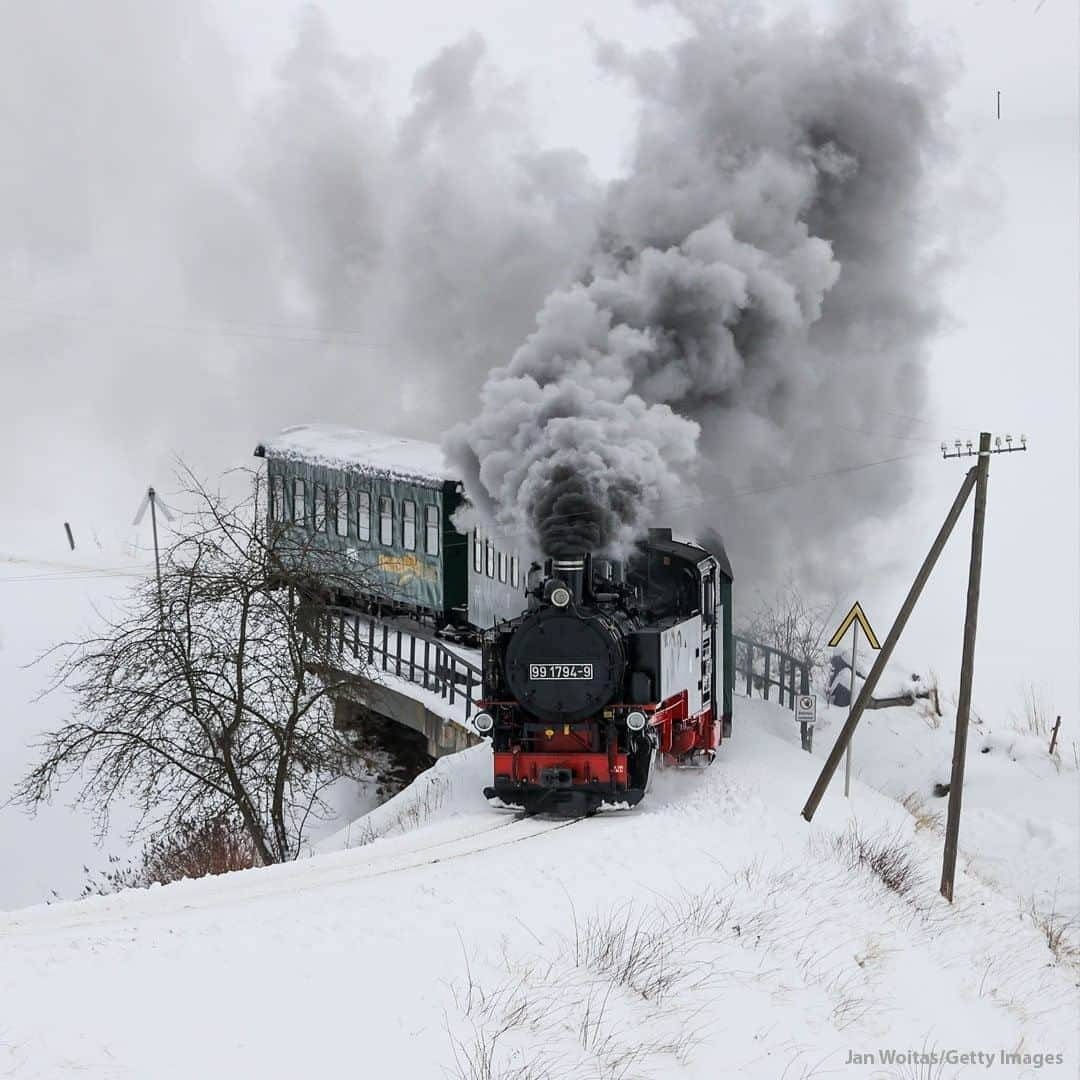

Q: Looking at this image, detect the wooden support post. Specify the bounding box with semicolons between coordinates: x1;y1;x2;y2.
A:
423;639;431;689
447;650;456;705
409;636;416;682
1049;716;1062;756
368;619;375;664
381;624;389;671
803;467;977;822
763;649;771;701
745;642;753;697
395;631;402;677
465;669;474;718
941;433;991;902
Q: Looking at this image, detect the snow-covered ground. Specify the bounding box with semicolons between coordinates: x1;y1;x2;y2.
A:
2;691;1076;1079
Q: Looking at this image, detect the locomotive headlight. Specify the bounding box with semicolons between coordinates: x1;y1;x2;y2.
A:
473;711;495;734
549;585;572;608
626;710;647;732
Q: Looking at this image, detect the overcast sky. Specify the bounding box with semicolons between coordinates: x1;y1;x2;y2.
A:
1;0;1077;806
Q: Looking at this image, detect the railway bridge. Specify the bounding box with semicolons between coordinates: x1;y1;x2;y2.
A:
312;606;813;759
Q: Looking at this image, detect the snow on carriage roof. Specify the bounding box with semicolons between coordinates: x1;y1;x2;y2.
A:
258;424;457;485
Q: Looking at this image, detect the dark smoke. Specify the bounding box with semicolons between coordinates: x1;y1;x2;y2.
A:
446;1;951;577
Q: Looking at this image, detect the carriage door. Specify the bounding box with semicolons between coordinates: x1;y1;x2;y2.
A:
699;564;716;715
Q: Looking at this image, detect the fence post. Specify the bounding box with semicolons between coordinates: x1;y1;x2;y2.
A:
409;636;416;683
353;614;360;658
447;649;456;706
745;642;753;697
423;639;431;689
395;632;402;677
763;649;771;701
381;624;389;672
465;668;474;719
368;619;375;665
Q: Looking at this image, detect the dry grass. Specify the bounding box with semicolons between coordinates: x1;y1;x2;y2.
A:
900;793;943;834
344;772;451;848
1024;899;1080;971
1012;683;1056;738
821;825;922;897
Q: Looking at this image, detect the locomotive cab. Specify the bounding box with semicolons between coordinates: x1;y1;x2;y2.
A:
479;532;733;815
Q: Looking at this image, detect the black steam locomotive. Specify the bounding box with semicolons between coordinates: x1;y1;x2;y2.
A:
474;529;734;815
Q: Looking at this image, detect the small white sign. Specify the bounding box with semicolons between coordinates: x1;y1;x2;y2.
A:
795;694;817;726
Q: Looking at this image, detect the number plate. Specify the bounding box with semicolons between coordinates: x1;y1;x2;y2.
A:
529;663;593;680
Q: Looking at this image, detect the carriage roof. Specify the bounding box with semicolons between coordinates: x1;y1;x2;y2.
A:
256;424;456;487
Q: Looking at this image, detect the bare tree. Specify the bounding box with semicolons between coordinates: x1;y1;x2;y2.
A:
742;574;837;688
12;466;375;864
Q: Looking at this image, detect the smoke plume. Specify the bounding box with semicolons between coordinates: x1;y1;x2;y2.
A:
446;2;950;575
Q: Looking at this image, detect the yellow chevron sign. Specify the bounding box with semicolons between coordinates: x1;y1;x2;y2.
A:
828;602;881;650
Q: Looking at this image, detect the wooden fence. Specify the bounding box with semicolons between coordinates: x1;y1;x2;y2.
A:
732;634;810;711
317;607;482;719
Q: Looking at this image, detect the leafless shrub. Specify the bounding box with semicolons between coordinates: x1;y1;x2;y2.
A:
742;574;837;688
10;465;378;864
823;825;922;897
81;814;258;894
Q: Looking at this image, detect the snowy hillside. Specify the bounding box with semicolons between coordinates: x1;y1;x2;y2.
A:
2;693;1076;1079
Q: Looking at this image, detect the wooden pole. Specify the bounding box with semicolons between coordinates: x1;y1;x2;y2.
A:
941;433;991;902
802;467;977;822
149;487;163;618
1049;716;1062;756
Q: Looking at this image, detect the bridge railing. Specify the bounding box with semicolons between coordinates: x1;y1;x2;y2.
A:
316;606;483;719
314;608;809;722
732;634;810;711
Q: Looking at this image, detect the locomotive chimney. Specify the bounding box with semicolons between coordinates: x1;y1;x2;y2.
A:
551;554;590;605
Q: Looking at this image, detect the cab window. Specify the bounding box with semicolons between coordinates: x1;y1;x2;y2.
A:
402;500;416;551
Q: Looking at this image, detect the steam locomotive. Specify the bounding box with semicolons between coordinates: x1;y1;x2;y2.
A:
474;529;734;815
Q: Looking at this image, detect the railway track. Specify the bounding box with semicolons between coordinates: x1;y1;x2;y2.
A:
0;814;585;939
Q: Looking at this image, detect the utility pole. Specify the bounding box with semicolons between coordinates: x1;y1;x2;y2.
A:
802;472;975;821
132;486;175;620
939;431;1025;901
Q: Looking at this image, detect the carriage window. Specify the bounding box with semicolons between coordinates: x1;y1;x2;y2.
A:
497;550;506;583
379;496;393;546
510;555;519;588
336;489;348;537
485;539;495;578
402;500;416;551
703;576;715;621
356;491;371;542
313;484;327;532
425;506;439;555
473;533;483;573
292;478;306;524
271;475;285;521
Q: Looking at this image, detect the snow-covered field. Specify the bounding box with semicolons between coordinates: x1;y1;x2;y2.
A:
1;688;1076;1079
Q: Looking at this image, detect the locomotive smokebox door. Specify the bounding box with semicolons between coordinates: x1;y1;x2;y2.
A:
503;606;626;725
